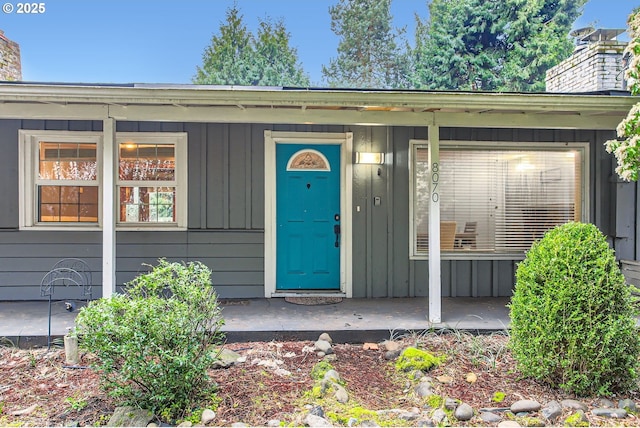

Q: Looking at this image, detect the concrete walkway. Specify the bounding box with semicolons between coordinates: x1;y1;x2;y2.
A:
0;297;511;348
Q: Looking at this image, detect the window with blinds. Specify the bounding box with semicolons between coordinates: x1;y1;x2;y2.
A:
411;142;587;257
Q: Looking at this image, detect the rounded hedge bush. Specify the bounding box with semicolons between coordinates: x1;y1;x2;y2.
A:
75;259;225;421
509;222;640;396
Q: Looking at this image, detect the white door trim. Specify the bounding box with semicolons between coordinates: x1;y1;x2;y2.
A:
264;130;353;298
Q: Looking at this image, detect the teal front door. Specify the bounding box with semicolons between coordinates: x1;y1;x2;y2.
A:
276;144;341;290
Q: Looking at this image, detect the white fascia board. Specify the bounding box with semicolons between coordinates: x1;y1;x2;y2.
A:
0;82;636;112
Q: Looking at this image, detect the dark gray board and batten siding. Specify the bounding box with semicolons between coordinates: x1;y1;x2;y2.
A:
0;119;632;300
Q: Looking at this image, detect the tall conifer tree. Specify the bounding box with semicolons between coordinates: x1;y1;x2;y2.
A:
322;0;408;89
194;5;309;87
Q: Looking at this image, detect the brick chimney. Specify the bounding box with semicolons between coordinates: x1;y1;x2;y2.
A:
546;28;627;93
0;30;22;81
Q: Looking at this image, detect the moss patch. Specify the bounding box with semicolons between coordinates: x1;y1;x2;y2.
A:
492;391;506;403
395;347;443;372
310;361;335;381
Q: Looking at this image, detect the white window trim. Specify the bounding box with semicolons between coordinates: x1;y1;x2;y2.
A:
115;132;188;231
409;139;590;260
19;130;188;231
19;130;103;231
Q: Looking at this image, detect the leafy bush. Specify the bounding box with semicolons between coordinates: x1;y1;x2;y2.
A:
509;222;640;396
75;259;225;421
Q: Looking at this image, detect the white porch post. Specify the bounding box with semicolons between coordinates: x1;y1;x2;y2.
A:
102;118;116;298
428;124;441;323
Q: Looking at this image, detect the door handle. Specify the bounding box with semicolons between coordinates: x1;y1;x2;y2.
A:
334;224;341;248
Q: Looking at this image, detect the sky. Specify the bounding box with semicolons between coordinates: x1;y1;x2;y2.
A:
0;0;637;86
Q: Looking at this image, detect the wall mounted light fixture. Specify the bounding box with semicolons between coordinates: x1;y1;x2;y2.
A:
354;152;385;165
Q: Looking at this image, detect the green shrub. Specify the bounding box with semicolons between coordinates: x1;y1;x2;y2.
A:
509;222;640;396
75;259;225;421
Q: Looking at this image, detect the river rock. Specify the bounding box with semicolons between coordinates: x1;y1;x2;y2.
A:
595;398;615;408
201;409;216;424
212;348;242;369
267;420;281;427
309;406;325;418
591;408;628;418
561;399;588;412
510;399;541;413
324;369;341;383
454;403;474;421
315;340;333;354
619;399;637;412
444;397;459;410
381;340;401;352
541;400;562;423
305;414;333;427
414;381;433;398
334;383;349;403
480;411;502;423
431;409;447;424
107;406;153;427
318;333;333;343
498;421;522;427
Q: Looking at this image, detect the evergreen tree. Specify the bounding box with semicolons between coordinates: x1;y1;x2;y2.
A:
254;17;310;87
411;0;503;91
501;0;587;92
194;5;309;87
411;0;586;92
193;5;257;85
322;0;408;89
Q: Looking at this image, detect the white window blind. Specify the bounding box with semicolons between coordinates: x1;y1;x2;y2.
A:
412;143;585;257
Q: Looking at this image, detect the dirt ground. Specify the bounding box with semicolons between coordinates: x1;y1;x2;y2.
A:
1;333;639;426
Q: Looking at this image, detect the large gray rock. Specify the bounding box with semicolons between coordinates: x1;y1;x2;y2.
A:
561;399;588;412
334;383;349;403
541;400;562;423
381;340;401;352
619;399;637;413
431;409;447;425
591;408;628;418
212;348;242;369
319;333;333;343
454;403;474;421
510;399;541;413
323;369;341;383
445;397;459;410
414;381;433;398
107;406;153;427
315;340;333;353
201;409;216;425
480;411;502;423
596;398;616;409
305;414;333;427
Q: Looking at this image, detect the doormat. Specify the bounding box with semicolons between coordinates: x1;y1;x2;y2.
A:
285;296;343;305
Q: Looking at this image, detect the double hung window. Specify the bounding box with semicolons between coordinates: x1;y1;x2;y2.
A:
20;131;187;229
117;133;187;227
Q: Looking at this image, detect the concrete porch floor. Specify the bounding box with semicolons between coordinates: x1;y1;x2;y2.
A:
0;297;511;348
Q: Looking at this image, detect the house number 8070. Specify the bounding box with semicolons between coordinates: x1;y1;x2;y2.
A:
431;162;439;202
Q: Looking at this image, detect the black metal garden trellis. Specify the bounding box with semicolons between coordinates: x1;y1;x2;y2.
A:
40;258;92;349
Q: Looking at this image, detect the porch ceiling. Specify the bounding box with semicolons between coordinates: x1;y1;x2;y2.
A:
0;83;636;129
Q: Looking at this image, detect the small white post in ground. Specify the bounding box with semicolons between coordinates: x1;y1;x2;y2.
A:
64;333;79;366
